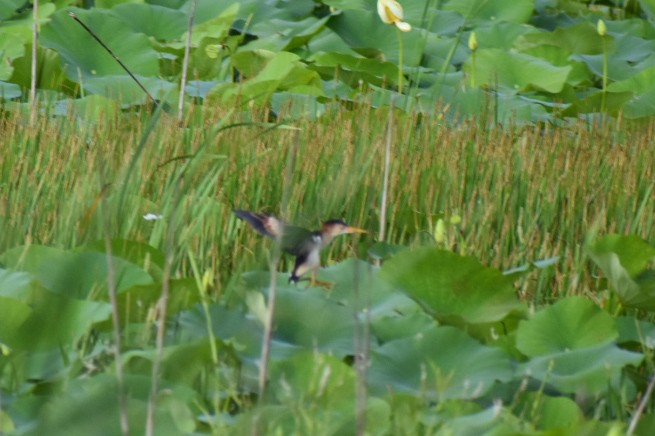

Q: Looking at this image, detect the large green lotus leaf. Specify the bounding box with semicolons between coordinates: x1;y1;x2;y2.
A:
0;0;24;20
368;325;513;400
465;48;572;93
209;50;323;104
327;9;425;66
6;42;69;92
436;404;525;435
515;297;617;358
52;94;121;121
313;259;415;310
247;15;330;52
0;296;31;349
495;92;553;124
0;81;21;99
122;338;235;387
180;259;414;363
40;8;159;80
634;414;655;436
307;26;362;57
426;77;483;113
258;353;391;435
322;0;367;10
309;52;400;87
268;352;355;403
263;286;358;356
0;2;56;42
178;303;268;364
0;31;23;80
607;59;655;117
180;2;238;47
11;293;111;350
210;79;317;106
3;347;76;390
0;245;154;299
616;315;655;348
108;278;199;325
572;54;637;82
380;247;524;325
0;410;13;433
248;258;424;341
514;393;583;431
612;33;655;64
519;342;642;396
367;241;408;261
32;373;195;436
444;0;534;24
183;34;234;80
563;88;632;117
110;3;188;41
471;22;532;50
518;23;611;55
230;49;296;81
640;0;655;19
588;235;655;310
620;88;655;118
371;310;436;344
0;268;32;298
233;397;390;436
520;45;590;86
600;17;654;36
96;0;144;7
415;34;467;71
82;75;177;106
398;2;461;34
231;0;290;26
271;92;326;119
609;66;655;94
82;239;166;279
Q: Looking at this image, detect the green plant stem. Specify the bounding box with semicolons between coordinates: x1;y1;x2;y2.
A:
146;181;181;436
29;0;38;128
397;27;404;95
99;175;130;436
178;0;197;126
257;132;299;404
601;36;608;114
378;98;394;251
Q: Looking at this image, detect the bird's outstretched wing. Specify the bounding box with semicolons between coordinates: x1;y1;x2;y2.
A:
234;209;314;255
234;209;282;238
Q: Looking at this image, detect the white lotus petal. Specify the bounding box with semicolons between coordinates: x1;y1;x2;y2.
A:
385;0;404;20
377;0;393;24
395;21;412;32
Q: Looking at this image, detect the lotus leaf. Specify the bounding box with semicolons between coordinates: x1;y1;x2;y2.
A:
368;325;513;400
519;342;642;395
0;245;154;298
588;234;655;310
516;296;617;357
381;247;525;325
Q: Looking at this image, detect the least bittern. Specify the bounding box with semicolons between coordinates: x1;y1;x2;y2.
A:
234;209;367;287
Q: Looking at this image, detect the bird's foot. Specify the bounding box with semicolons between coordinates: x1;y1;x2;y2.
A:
307;278;333;289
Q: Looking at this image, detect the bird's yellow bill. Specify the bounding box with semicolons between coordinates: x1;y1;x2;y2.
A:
346;227;367;234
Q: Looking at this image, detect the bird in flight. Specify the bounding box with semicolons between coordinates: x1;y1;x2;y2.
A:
234;209;367;287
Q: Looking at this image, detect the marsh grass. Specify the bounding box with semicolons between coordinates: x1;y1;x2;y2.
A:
2;103;655;306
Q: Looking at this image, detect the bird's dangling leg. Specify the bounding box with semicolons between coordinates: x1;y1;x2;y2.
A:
307;270;333;289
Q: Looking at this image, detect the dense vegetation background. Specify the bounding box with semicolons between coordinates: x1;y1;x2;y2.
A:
2;0;655;434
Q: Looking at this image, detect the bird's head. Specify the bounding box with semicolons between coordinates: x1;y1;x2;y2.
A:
321;219;367;240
